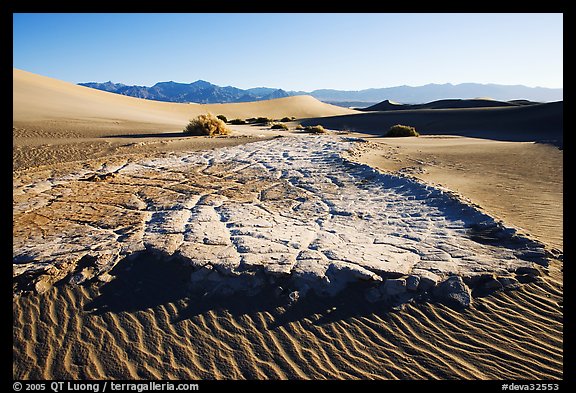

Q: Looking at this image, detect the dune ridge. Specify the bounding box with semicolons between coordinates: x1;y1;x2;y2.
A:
13;68;357;170
360;98;534;111
13;68;356;137
303;102;562;145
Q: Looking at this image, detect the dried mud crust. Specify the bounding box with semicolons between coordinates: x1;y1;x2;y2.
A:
13;136;552;308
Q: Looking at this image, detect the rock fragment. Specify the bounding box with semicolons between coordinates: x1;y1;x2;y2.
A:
433;276;472;309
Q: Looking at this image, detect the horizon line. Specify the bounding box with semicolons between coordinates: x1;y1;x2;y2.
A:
13;67;563;92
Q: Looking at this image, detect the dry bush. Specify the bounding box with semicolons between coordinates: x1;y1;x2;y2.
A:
384;124;419;137
183;113;230;137
270;123;289;130
303;125;327;134
246;117;272;125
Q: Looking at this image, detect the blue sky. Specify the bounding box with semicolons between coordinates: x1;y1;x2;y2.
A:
13;13;563;91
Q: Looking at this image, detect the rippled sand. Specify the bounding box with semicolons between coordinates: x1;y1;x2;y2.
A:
13;136;562;380
13;265;562;379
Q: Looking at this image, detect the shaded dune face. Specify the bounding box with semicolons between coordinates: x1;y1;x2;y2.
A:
14;136;549;307
302;102;563;147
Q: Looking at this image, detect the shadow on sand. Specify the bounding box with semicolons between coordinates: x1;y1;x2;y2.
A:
105;132;190;139
83;252;422;328
301;101;563;147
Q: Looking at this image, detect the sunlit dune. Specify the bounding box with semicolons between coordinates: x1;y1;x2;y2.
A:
13;68;356;137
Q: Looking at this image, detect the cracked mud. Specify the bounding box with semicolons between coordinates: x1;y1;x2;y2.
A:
13;136;549;307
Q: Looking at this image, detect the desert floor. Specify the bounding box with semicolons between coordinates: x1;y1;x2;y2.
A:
13;69;563;380
13;131;563;380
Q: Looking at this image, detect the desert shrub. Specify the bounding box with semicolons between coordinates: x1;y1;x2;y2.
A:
216;114;228;123
229;118;246;125
257;117;272;124
384;124;419;137
183;113;230;137
280;116;295;122
303;125;327;134
270;123;289;130
247;117;272;125
295;124;305;130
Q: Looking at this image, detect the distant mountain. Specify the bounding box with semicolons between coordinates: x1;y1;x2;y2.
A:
308;83;562;104
81;81;127;92
79;80;562;104
323;101;379;109
78;80;290;104
244;87;280;96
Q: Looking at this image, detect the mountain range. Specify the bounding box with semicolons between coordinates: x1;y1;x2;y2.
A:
78;80;563;105
78;80;291;104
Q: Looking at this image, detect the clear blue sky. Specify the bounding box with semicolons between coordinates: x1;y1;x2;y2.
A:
13;13;563;91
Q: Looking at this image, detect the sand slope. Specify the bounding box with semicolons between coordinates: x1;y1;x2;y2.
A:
361;98;525;111
350;137;563;251
13;68;357;170
13;68;356;137
303;102;563;145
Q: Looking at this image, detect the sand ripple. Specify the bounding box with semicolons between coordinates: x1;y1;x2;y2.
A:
13;268;562;379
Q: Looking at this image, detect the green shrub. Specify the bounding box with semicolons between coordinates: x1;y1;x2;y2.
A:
384;124;419;137
229;118;246;125
216;114;228;123
270;123;289;130
183;113;230;137
303;125;327;134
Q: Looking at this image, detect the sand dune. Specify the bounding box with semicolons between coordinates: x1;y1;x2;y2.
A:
13;68;356;137
361;98;530;111
303;102;563;145
13;68;357;170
